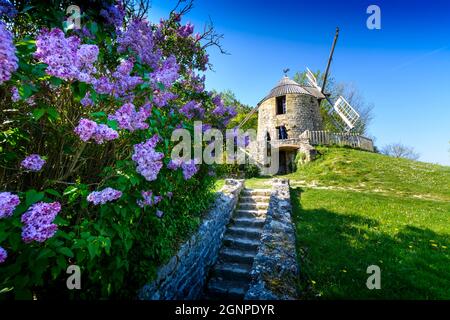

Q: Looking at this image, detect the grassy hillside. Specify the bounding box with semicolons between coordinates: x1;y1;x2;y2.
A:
287;147;450;299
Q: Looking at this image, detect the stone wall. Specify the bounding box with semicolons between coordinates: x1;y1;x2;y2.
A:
138;179;244;300
245;178;299;300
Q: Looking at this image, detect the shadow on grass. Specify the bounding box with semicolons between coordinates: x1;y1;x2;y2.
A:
290;187;450;300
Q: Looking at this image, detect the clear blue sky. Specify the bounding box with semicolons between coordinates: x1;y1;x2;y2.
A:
149;0;450;165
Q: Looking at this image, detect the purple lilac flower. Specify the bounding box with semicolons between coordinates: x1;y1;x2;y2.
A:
0;22;18;84
0;246;7;264
117;19;160;68
74;118;118;144
87;187;122;205
100;3;125;29
166;192;173;199
93;59;142;98
92;124;119;144
21;154;46;172
21;202;61;243
150;55;180;88
34;28;98;83
153;91;177;108
0;0;17;19
108;102;150;132
131;135;164;182
155;210;164;218
179;100;204;119
80;92;93;107
178;22;194;37
11;86;19;102
25;96;36;106
181;160;199;180
167;158;183;170
137;190;163;208
0;192;20;219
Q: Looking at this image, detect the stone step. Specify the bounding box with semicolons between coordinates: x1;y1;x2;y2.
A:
219;247;257;264
212;261;252;281
241;189;271;197
226;226;263;240
239;196;270;203
238;202;269;210
232;217;265;228
223;235;260;251
234;209;266;219
206;278;247;300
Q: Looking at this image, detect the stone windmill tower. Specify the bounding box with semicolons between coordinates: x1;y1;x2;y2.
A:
256;74;325;174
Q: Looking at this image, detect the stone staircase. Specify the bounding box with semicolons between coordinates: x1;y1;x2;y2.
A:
203;188;271;299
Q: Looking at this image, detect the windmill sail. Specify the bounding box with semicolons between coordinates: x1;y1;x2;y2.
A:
305;67;321;91
333;96;360;130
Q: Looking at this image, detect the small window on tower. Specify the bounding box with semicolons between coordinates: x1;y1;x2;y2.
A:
276;96;286;115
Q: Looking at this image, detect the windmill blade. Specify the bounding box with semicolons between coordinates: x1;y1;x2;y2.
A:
333;96;360;130
305;67;322;91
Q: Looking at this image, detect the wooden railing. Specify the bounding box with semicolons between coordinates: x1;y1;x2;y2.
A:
298;130;374;152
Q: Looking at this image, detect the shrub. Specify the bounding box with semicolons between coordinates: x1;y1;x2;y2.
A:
0;0;235;299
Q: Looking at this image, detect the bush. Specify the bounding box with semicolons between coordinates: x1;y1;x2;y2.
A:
0;0;235;299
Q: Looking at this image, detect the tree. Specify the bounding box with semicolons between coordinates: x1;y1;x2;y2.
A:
381;143;420;160
293;70;374;135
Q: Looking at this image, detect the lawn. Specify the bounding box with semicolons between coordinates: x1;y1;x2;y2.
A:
289;147;450;299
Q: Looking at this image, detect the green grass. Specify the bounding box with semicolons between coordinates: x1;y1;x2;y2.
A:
288;147;450;299
286;146;450;202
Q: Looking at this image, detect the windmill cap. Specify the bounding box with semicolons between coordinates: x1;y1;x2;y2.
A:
258;76;325;105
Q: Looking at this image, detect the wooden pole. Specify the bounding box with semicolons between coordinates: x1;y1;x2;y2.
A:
322;27;340;94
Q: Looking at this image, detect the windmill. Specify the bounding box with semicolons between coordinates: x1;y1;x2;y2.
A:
306;27;361;132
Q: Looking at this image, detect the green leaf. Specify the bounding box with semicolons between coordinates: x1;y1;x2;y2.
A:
25;189;45;206
45;188;62;198
46;107;60;121
58;247;74;258
106;119;118;130
37;248;55;260
32;108;46;120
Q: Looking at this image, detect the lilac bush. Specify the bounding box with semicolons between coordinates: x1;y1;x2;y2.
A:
0;192;20;219
108;103;151;131
74;118;118;144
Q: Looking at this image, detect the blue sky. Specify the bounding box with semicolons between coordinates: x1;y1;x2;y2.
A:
149;0;450;165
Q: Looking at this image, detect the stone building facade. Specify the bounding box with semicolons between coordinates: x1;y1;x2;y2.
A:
256;76;324;174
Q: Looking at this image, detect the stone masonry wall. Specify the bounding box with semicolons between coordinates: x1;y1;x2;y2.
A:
138;179;244;300
245;178;299;300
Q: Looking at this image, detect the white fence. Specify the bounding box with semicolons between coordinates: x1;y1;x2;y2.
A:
299;130;374;152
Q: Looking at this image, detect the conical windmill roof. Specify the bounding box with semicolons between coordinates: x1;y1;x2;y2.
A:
258;76;325;105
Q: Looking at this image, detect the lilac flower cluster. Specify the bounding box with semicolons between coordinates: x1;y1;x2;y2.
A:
136;190;162;208
155;210;164;218
80;92;93;107
93;59;142;98
179;100;205;119
11;86;20;102
167;158;199;180
181;159;199;180
21;202;61;243
153;91;178;108
87;187;122;205
0;192;20;219
21;154;46;172
132;135;164;181
117;19;160;68
178;22;194;37
211;95;237;126
108;103;151;131
74;118;119;144
0;246;7;264
0;0;17;19
100;3;125;29
34;28;99;83
151;55;180;88
0;22;18;84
